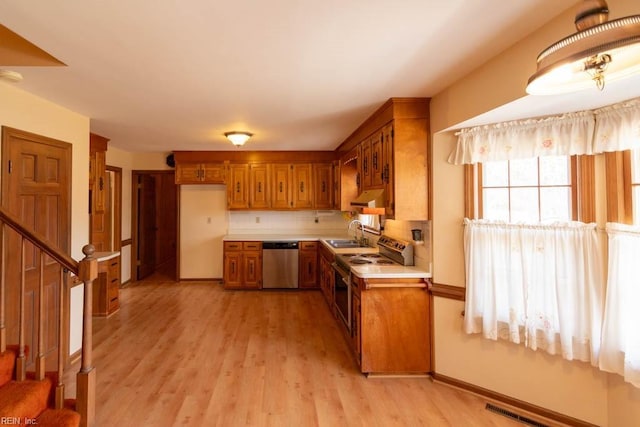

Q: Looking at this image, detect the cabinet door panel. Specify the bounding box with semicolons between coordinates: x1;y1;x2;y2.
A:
313;163;333;209
223;252;242;288
202;163;226;183
271;164;292;209
227;164;249;209
360;138;372;189
292;164;313;209
243;252;262;289
249;164;270;209
175;163;202;184
371;131;384;188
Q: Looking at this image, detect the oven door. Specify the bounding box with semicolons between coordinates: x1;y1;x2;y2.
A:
332;263;351;333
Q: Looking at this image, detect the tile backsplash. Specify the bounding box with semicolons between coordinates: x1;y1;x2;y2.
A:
229;210;349;235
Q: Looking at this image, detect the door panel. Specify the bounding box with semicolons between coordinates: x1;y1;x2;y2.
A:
137;174;156;280
1;127;71;370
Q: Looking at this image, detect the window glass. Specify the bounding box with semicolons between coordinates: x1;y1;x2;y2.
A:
510;158;538;186
540;156;571;186
483;160;508;187
540;187;571;221
510;188;539;222
482;188;510;221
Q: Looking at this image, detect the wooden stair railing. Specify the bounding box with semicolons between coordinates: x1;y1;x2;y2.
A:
0;206;97;427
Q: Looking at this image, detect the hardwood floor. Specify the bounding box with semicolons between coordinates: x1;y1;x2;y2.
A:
65;277;542;426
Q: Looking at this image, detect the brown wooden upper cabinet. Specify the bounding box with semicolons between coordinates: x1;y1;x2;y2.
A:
313;163;333;209
271;163;292;209
336;98;430;220
249;163;270;209
291;164;313;209
227;164;250;209
175;162;225;184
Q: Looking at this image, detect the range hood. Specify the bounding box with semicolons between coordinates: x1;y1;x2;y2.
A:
351;189;385;208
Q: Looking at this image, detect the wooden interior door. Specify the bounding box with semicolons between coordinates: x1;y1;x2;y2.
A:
136;174;156;280
1;126;71;370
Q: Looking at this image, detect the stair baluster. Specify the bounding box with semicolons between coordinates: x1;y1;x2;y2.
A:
17;236;26;381
55;267;67;410
0;222;5;353
35;251;46;381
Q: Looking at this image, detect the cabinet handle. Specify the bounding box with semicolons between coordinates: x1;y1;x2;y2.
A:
300;182;304;193
364;156;368;173
279;182;283;193
321;181;326;193
249;262;253;275
308;262;312;275
231;262;235;274
236;182;240;193
258;182;262;193
99;177;104;191
373;152;378;170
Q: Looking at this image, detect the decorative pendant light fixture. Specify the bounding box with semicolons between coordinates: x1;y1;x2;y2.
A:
526;0;640;95
224;131;253;147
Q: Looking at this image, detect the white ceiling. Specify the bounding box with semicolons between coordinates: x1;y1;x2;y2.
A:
2;0;628;153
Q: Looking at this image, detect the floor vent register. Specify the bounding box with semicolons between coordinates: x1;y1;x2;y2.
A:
485;403;549;427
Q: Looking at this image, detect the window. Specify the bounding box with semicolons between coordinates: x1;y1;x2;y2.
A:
480;156;574;222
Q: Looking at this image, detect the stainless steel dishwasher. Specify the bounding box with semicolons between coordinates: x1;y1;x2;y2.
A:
262;241;299;288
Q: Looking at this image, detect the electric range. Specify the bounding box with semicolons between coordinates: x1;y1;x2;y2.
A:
332;235;414;333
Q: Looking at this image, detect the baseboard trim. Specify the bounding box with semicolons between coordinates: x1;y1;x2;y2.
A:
431;373;598;427
178;277;223;283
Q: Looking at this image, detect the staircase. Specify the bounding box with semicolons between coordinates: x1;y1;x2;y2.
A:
0;345;79;426
0;207;97;427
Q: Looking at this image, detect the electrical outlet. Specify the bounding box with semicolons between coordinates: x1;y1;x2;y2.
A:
207;217;212;224
255;216;260;224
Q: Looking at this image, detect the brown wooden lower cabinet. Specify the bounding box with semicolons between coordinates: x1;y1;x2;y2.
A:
318;244;335;309
223;241;263;289
350;275;431;375
298;241;319;289
93;255;120;317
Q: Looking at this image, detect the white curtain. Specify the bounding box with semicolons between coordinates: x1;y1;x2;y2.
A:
593;98;640;153
463;219;604;365
600;223;640;387
449;112;595;165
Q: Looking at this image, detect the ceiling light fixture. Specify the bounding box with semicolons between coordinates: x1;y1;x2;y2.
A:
526;0;640;95
224;131;253;147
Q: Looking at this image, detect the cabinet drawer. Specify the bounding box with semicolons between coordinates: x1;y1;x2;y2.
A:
108;259;120;277
243;242;262;251
299;241;318;250
224;241;243;251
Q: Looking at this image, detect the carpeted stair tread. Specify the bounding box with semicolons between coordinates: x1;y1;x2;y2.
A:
36;407;81;427
0;348;17;387
0;377;52;421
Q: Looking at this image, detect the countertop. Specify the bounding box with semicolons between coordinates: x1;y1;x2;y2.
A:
223;233;431;279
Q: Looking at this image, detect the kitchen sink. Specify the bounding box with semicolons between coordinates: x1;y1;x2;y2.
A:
325;239;366;249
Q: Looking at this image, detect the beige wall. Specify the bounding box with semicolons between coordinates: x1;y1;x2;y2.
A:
179;185;228;279
0;81;90;355
430;1;639;425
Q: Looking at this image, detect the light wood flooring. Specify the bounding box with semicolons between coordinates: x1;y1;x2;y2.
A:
66;276;539;426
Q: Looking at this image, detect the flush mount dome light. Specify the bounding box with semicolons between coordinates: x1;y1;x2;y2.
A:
224;131;253;147
526;0;640;95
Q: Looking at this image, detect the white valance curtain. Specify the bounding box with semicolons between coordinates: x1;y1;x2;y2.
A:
593;98;640;153
463;219;604;365
449;96;640;165
600;223;640;387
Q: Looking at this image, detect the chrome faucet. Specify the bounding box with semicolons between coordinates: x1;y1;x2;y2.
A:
348;219;365;245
